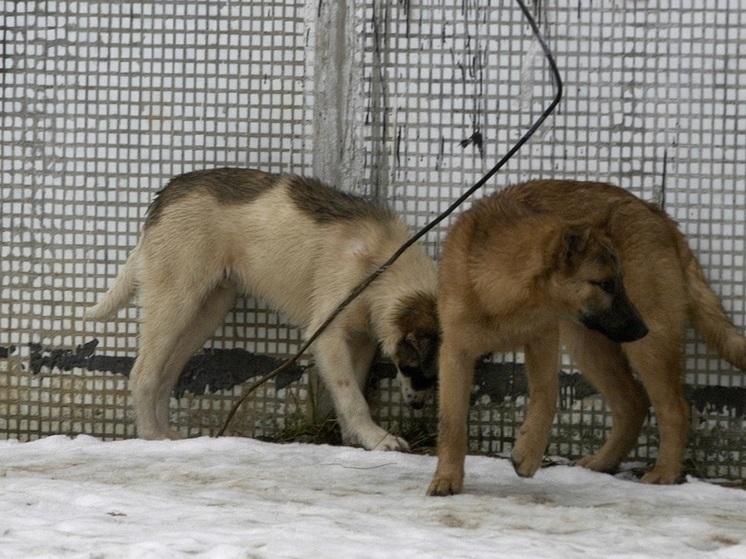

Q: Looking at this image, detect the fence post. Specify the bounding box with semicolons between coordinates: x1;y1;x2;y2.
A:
310;0;367;195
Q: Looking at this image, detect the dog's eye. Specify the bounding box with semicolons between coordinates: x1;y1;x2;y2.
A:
591;279;616;294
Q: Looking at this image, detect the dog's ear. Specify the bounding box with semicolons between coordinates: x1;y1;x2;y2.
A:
392;291;439;366
395;331;439;391
562;227;593;269
395;334;418;369
547;225;592;273
556;223;618;275
397;332;430;368
396;331;439;372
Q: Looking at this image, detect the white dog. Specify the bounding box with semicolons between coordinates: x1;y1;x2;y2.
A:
87;168;439;450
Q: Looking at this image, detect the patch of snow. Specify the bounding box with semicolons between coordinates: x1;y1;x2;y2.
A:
0;436;744;558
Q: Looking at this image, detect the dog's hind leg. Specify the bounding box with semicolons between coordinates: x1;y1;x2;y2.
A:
624;334;689;484
130;297;201;440
131;284;236;439
510;329;560;478
560;322;648;474
151;284;238;436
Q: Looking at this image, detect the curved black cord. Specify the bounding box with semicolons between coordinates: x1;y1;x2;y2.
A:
217;0;563;437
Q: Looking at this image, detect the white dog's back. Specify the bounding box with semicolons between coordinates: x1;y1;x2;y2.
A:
89;169;417;327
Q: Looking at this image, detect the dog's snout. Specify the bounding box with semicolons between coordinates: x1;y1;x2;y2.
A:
628;320;649;342
402;388;428;409
581;300;649;344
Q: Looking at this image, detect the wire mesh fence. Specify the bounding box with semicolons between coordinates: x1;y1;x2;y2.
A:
2;0;744;481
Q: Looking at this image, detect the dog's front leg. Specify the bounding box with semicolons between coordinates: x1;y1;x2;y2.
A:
313;328;409;451
511;329;560;478
427;339;476;496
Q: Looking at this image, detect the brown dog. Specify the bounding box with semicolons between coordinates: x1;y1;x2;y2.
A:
428;179;746;495
87;168;439;450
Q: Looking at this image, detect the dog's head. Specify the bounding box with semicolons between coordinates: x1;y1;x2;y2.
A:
547;225;648;344
391;292;440;409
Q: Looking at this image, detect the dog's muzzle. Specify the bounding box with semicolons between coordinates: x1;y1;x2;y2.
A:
397;370;433;409
581;291;649;344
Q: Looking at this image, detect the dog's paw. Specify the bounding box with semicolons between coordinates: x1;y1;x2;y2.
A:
576;453;617;473
372;433;410;452
640;466;683;485
345;426;410;452
510;440;543;478
427;475;463;497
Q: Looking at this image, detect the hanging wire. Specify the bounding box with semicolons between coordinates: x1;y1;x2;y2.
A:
217;0;563;437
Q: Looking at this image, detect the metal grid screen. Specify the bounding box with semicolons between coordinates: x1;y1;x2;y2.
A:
2;0;744;481
1;0;313;440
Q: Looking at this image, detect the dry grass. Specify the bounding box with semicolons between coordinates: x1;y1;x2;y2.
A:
260;412;438;455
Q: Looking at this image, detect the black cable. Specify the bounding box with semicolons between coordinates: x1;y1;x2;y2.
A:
217;0;563;437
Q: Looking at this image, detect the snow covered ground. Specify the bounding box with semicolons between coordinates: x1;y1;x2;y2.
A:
0;436;744;558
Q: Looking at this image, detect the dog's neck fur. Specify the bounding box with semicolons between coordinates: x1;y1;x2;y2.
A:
470;216;568;321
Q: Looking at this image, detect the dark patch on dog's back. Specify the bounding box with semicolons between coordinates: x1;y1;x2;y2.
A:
144;168;392;228
284;174;394;224
145;168;280;228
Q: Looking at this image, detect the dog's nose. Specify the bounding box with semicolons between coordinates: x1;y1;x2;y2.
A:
629;321;649;342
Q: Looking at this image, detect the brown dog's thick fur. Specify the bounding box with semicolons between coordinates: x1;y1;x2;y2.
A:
87;168;439;450
428;179;746;495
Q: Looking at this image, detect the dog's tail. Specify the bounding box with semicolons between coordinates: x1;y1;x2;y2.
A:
683;240;746;370
85;245;140;321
